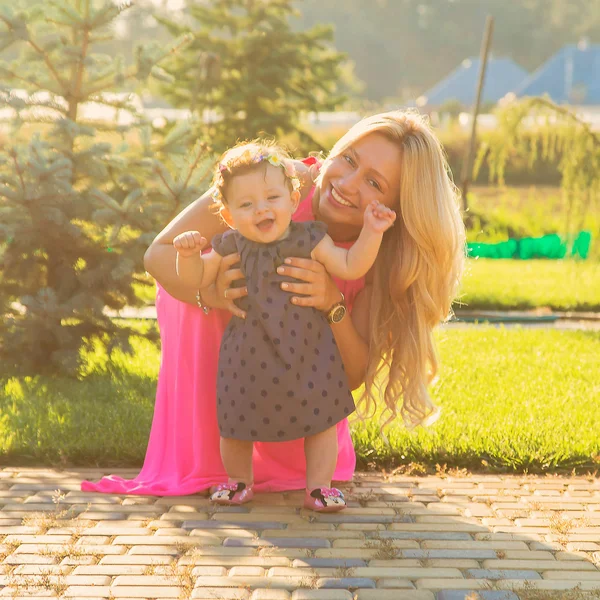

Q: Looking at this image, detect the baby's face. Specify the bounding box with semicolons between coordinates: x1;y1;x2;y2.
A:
224;164;298;243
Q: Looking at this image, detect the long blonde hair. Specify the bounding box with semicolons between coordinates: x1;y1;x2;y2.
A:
323;111;465;428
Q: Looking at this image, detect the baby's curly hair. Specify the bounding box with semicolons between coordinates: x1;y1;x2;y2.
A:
211;140;300;208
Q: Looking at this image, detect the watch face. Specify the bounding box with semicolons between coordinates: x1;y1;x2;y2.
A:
330;305;346;323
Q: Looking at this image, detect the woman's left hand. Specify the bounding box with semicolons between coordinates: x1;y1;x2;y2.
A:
276;257;342;312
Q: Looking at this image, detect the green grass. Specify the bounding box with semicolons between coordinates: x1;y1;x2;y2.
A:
0;333;159;467
352;327;600;473
1;326;598;473
459;258;600;311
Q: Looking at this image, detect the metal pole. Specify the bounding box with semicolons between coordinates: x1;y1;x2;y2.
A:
461;15;494;214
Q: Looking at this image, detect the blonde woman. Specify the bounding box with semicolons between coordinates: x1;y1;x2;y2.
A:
82;111;465;497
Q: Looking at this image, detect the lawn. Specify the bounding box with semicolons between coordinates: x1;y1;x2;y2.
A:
459;258;600;311
2;325;598;473
352;326;600;472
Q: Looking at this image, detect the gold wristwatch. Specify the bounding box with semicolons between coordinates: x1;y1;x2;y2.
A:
325;292;346;324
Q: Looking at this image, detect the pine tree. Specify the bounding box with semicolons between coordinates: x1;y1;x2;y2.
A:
157;0;347;153
0;1;212;375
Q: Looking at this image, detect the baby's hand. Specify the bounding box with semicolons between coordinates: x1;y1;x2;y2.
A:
173;231;207;257
363;201;396;233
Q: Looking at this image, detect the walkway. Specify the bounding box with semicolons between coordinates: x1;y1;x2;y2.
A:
1;468;600;599
110;307;600;330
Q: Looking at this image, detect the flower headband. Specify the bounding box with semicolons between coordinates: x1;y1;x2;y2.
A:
212;151;301;203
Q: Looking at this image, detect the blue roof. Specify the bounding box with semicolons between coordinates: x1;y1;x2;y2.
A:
514;44;600;105
417;57;528;107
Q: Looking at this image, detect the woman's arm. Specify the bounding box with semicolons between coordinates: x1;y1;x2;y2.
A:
144;190;229;304
331;286;371;391
291;159;318;204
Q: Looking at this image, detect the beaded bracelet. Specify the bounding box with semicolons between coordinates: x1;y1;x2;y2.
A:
195;289;210;315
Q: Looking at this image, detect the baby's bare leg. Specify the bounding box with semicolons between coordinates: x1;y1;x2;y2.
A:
304;425;338;490
220;437;254;484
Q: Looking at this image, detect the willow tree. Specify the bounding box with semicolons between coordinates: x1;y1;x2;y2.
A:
0;1;212;375
475;97;599;240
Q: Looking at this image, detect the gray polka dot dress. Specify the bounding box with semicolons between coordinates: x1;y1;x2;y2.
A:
211;221;356;442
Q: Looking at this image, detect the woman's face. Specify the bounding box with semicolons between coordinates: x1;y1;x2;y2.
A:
317;132;402;231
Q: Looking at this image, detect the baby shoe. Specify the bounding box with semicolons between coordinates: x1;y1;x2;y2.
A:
303;486;347;512
210;482;254;505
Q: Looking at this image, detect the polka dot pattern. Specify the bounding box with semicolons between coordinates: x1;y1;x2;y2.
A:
213;222;356;442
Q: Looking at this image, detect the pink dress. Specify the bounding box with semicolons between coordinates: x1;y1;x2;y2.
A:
82;171;365;496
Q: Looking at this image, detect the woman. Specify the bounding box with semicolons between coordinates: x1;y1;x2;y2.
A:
82;110;465;496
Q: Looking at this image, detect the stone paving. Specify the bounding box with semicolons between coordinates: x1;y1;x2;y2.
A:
1;468;600;599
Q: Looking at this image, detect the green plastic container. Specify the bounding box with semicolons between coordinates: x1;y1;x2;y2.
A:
467;231;591;260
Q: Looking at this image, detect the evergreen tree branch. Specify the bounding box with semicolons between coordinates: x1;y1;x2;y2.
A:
0;65;56;93
84;35;191;97
154;164;177;200
69;0;92;119
26;38;70;92
10;150;26;198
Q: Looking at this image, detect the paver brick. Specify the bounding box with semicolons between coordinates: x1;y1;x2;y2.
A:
556;550;593;560
228;566;266;577
292;559;367;568
355;568;463;578
183;519;286;530
250;591;290;600
501;550;555;560
99;555;175;565
189;527;257;538
370;578;415;588
420;541;528;550
465;569;541;579
3;554;58;565
71;544;127;555
369;560;480;569
312;549;406;559
112;575;180;585
482;559;598;571
400;550;497;559
224;538;330;548
260;529;361;539
12;565;72;575
495;579;600;591
192;587;250;599
71;586;180;598
317;577;376;589
374;532;472;541
314;515;412;524
437;592;519;600
336;524;387;531
290;592;353;600
415;579;491;591
542;570;600;580
388;523;485;533
3;535;73;545
355;592;434;600
181;557;290;567
111;535;221;546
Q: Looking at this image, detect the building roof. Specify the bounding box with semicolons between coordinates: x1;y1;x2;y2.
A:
416;57;528;108
513;43;600;105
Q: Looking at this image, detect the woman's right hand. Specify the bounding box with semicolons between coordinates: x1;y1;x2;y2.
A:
202;252;248;319
277;257;342;312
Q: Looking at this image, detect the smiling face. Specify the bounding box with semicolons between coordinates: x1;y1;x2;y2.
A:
221;164;299;243
317;132;402;238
